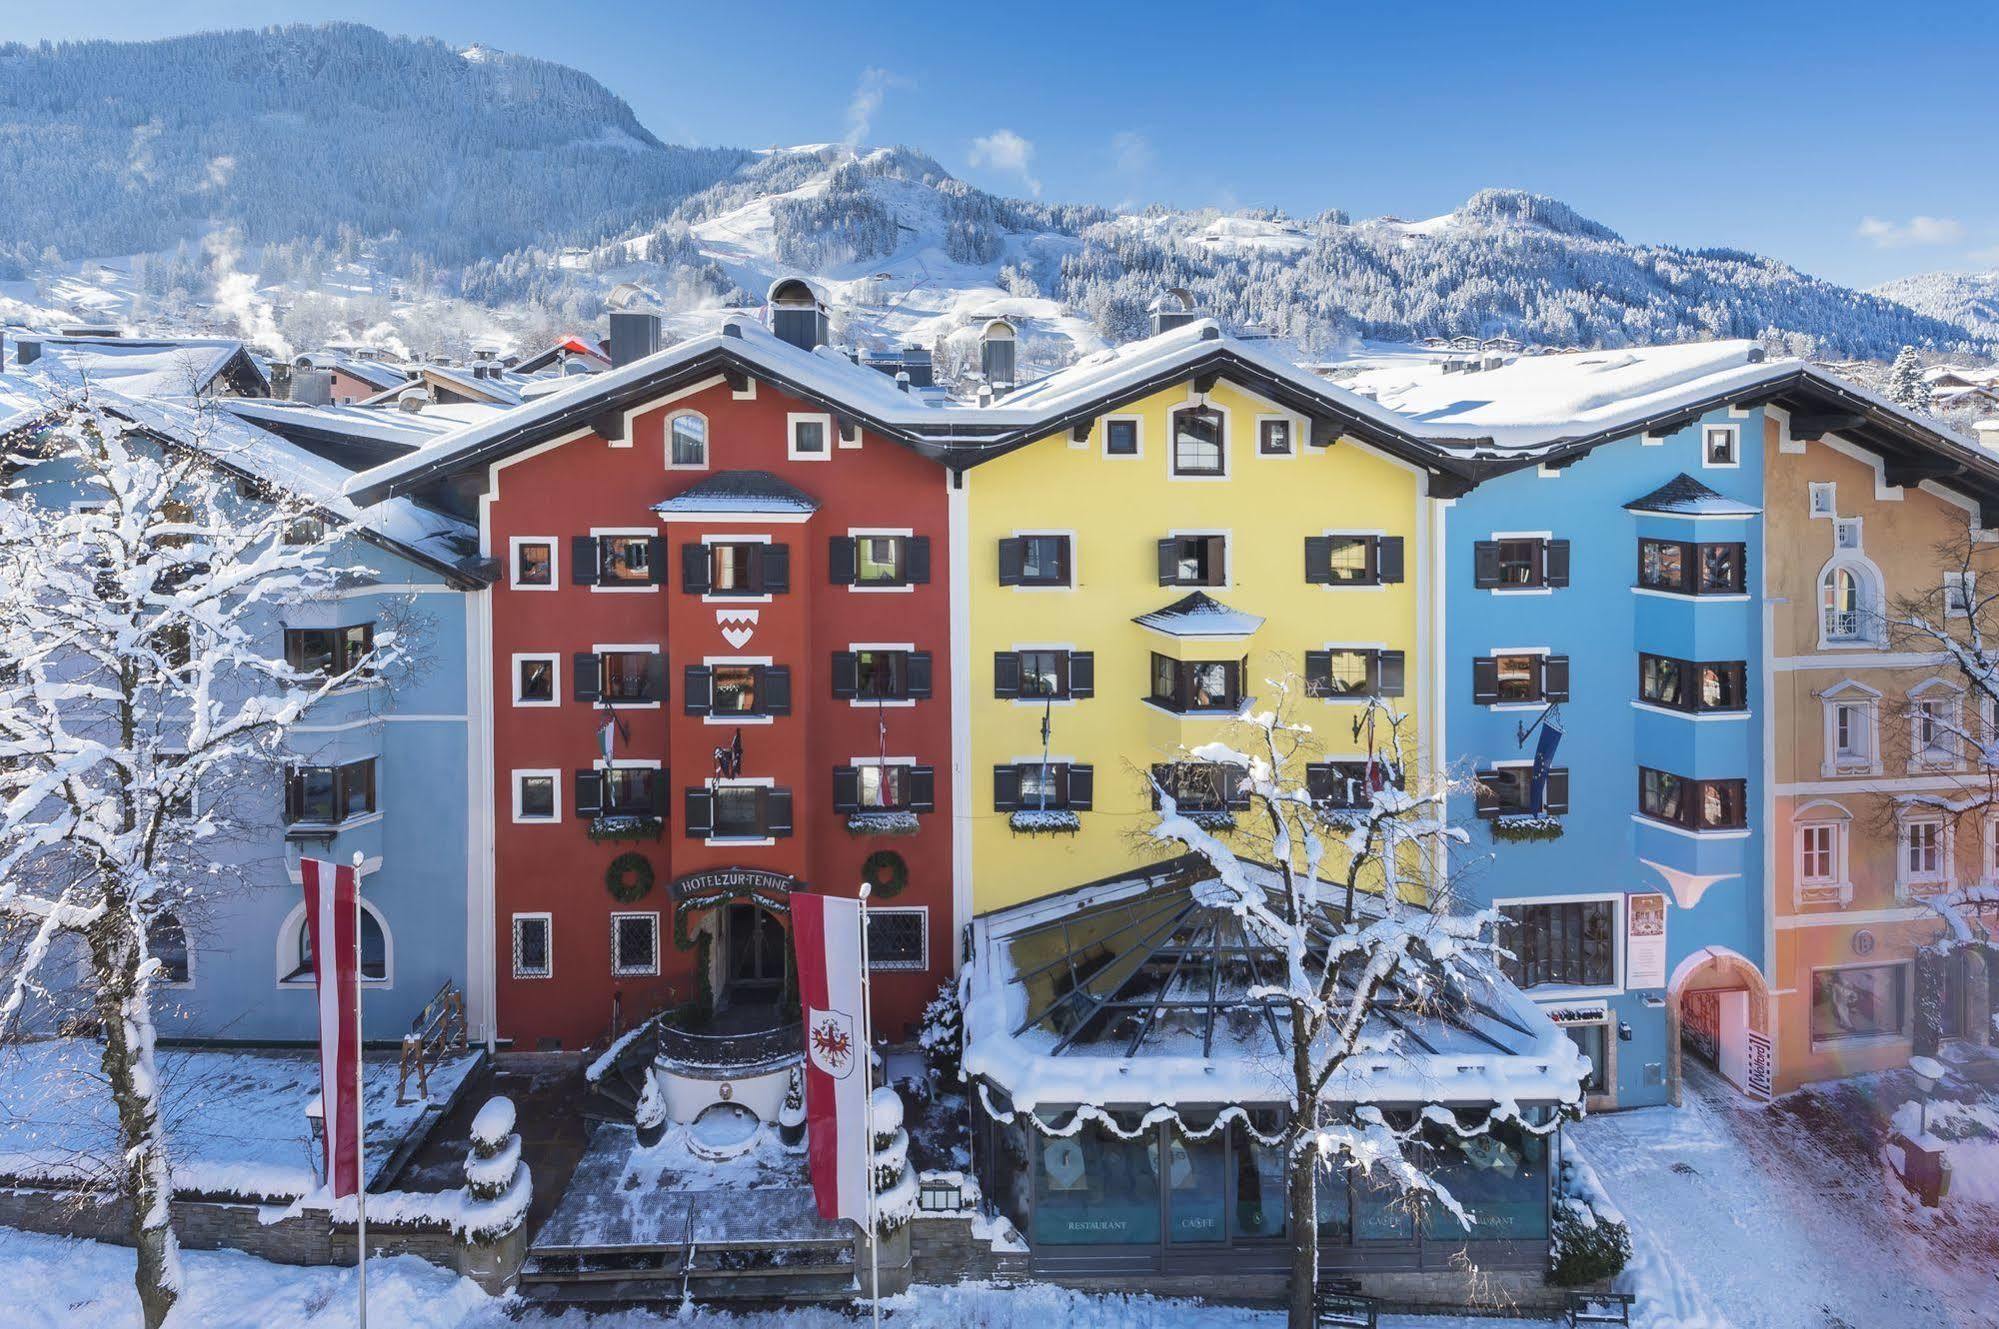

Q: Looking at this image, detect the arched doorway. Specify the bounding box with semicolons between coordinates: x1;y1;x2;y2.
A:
722;901;790;1006
1666;946;1772;1105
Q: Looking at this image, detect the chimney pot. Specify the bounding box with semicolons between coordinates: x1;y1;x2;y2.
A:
608;312;662;369
17;337;40;366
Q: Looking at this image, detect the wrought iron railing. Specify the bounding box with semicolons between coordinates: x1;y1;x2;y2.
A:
654;1014;802;1075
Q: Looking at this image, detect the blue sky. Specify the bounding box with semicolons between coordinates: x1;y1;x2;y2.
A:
10;0;1996;287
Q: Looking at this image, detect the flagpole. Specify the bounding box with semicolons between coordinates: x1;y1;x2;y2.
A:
857;880;880;1329
352;851;368;1329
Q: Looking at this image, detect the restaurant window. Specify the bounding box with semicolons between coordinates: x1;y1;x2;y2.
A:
284;624;374;679
1810;963;1908;1042
1472;537;1570;590
610;912;659;976
1638;767;1746;831
285;758;376;826
1030;1116;1161;1246
1149;653;1243;713
512;538;554;587
1418;1115;1550;1242
997;534;1072;588
1170;406;1225;477
1638;654;1747;713
1498;900;1616;989
668;413;707;468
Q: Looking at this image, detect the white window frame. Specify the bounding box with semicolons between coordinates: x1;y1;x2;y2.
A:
665;409;710;471
512;652;561;709
1895;810;1954;896
589;526;662;595
1008;528;1078;592
276;897;392;989
1100;413;1144;461
512;912;553;979
1907;679;1964;772
609;911;661;977
1254;412;1300;460
511;768;562;824
1818;680;1880;777
787;411;833;462
1489;891;1625;1000
848;526;917;595
1816;555;1882;648
508;536;559;591
1833;517;1863;552
1700;423;1740;469
1808;482;1837;518
593;641;663;711
1166;396;1231;482
865;905;930;972
1792;800;1852;908
1945;571;1975;619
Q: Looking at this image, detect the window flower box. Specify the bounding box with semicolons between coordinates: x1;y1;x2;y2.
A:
1491;815;1564;844
1009;809;1081;836
589;814;664;843
1182;810;1237;833
846;810;921;838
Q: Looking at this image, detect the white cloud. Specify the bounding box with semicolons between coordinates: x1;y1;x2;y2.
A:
844;67;901;147
969;129;1040;196
1857;215;1966;248
1110;131;1153;177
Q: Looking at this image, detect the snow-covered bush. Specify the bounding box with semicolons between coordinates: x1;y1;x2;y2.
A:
870;1085;917;1235
918;980;964;1083
458;1094;530;1240
1549;1139;1631;1286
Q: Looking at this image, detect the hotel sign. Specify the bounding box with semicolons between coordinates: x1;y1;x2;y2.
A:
670;867;797;914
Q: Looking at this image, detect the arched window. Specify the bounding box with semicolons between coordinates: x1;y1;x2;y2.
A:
148;913;190;986
281;901;388;983
1819;562;1876;643
668;412;707;469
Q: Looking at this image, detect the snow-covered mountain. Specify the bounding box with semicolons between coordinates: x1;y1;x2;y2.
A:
0;23;1985;368
1872;270;1999;344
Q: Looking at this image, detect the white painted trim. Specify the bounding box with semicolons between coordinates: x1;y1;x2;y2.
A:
1699;422;1741;470
511;768;562;823
1630;814;1752;841
1100;413;1144;460
511;913;553;980
276;897;392;989
511;652;560;708
1774;906;1937;930
948;472;973;971
507;536;559;590
664;408;711;472
787;411;834;461
1630;700;1752;722
609;911;661;976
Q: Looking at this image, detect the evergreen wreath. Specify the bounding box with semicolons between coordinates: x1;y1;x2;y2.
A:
604;851;656;904
860;849;909;899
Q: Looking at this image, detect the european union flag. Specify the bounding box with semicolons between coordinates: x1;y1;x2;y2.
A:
1529;711;1564;815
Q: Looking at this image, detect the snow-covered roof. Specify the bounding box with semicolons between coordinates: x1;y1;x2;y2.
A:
12;335;267;399
220;397;506;449
1623;473;1761;517
962;859;1587;1113
1132;590;1266;639
653;469;819;516
0;370;56;435
296;352;409;391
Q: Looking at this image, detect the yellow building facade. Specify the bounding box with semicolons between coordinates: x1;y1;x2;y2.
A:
955;374;1439;913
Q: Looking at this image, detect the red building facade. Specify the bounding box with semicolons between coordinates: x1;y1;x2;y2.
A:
479;359;955;1051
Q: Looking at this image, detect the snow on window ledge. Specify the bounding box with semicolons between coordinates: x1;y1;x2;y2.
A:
1008;809;1081;835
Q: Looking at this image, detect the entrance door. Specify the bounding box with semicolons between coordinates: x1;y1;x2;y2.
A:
1715;990;1751;1089
724;903;787;1002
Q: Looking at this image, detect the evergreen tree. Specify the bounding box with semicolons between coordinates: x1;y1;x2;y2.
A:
1889;346;1929;409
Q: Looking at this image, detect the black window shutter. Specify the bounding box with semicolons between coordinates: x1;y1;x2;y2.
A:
683;664;712;715
906;536;931;585
572;652;601;703
993;765;1022;812
832;766;860;813
646;536;668;585
908;765;936;813
765;787;794;837
573;769;602;819
828;535;858;585
643;652;667;703
906;652;933;699
992;651;1021;699
997;537;1025;586
648;771;670;817
681;542;709;594
1472;656;1500;706
1474;772;1499;819
1067;763;1094;811
761;543;790;593
1376;650;1407;697
1205;536;1228;586
1304;535;1333;585
1156;537;1180;586
1545;539;1572;588
830;652;859;699
1377;536;1405;584
571;535;599;585
1546;769;1571;816
684;788;713;838
1542;655;1571;704
1473;540;1502;588
761;665;792;716
1068;651;1095;699
1305;649;1333;697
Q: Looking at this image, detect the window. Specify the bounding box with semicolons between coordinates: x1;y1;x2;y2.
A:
866;909;927;970
788;413;830;458
711;542;759;595
998;534;1072;588
1899;816;1948;889
832;648;934;702
1307;761;1391;810
284;624;374;679
1702;424;1738;467
1810;964;1908;1042
1638;654;1746;713
684;661;788;718
1834;517;1862;551
600;650;662;704
991;762;1093;812
680;539;788;596
599;534;655;585
1911;689;1961;768
287;904;387;982
1475;765;1571;817
668;413;707;468
512;914;552;979
1497;900;1615;989
515;655;557;706
1306;649;1405;699
993;648;1094;701
1473;652;1570;706
713;664;760;714
826;533;930;588
285;759;376;826
1820;564;1872;642
1258;418;1293;455
716;786;762;836
1158;534;1227;587
856;535;906;585
1149;653;1243;713
148;913;190;985
611;912;659;976
857;765;907;810
514;771;558;822
601;767;658;817
1946;572;1975;619
1637;768;1745;831
282;513;326;546
1104;417;1140;457
1799;822;1843;888
833;763;938;814
1472;537;1570;590
1307;534;1407;587
686;784;794;841
1149;761;1247;813
1638;539;1744;595
1170;406;1225;476
1831;698;1874;771
512;539;554;587
1809;482;1837;517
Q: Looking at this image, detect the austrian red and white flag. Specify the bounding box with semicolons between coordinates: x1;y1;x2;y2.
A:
300;857;362;1198
790;891;870;1224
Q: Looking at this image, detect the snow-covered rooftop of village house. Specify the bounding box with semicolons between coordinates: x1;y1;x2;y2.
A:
9;334;265;399
1624;472;1761;517
962;862;1589;1115
220;395;507;449
1132;590;1266;639
653;468;820;516
0;367;55;434
294;351;410;391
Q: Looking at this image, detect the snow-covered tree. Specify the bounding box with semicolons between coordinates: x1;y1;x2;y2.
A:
0;391;390;1327
1889;346;1929;410
1145;682;1573;1329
